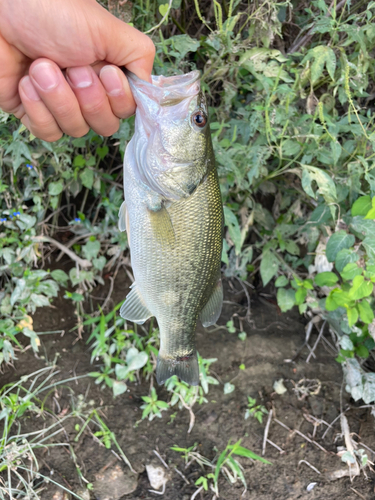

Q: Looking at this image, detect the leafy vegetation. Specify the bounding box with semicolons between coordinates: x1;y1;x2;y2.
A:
0;0;375;446
171;439;271;496
2;0;375;497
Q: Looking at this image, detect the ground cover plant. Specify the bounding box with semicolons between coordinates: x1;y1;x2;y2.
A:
1;0;375;497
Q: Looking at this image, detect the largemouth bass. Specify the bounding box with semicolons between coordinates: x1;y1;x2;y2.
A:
119;70;223;385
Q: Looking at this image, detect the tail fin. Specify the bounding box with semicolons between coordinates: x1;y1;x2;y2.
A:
156;352;199;386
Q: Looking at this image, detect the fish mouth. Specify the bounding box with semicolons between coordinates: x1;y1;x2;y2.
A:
125;69;201;106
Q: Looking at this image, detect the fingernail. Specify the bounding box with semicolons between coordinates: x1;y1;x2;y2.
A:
66;66;93;88
100;66;124;96
31;62;59;91
20;76;41;101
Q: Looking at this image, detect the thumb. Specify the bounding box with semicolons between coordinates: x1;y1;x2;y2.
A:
93;3;155;82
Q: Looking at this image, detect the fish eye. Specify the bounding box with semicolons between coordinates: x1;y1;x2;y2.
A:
192;110;207;128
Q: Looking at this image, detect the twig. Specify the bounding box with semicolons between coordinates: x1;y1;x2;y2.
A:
144;0;173;34
153;450;169;469
262;409;273;456
288;0;348;53
174;467;190;485
32;236;92;268
274;418;330;454
149;482;166;495
322;411;348;440
55;232;96;261
191;486;203;500
298;460;321;474
173;390;197;433
350;487;367;500
306;321;326;363
266;439;285;454
358;442;375;458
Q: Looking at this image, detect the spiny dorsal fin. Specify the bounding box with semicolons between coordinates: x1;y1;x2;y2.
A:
148;205;176;248
200;277;223;327
120;282;152;324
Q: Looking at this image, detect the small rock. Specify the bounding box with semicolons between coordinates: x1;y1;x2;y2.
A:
76;489;91;500
273;378;287;395
52;491;71;500
94;464;138;499
306;482;318;492
146;463;168;490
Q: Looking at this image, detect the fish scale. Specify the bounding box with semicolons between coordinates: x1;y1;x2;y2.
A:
120;70;224;385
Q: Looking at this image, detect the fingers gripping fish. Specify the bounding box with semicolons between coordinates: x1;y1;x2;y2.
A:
118;70;224;386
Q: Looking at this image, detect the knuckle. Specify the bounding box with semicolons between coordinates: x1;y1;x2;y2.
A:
144;37;156;58
40;130;63;142
69;125;90;138
82;98;107;116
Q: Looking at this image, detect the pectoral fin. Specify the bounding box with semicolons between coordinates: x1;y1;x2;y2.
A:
148;205;176;248
120;283;152;324
118;201;131;245
118;201;127;232
200;277;223;327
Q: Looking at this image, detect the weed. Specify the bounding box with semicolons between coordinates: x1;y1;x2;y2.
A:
244;396;268;424
140;387;169;421
171;439;271;496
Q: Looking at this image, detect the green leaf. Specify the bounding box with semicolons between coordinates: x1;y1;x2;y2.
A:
73;155;86;167
93;256;106;270
277;288;295;312
224;206;242;254
356;344;369;358
363;236;375;260
347;306;359;327
48;181;64;196
275;275;288;287
82;239;100;260
365;207;375;219
303;45;336;82
349;275;373;300
335;249;359;272
260;250;279;286
314;272;339;287
113;380;127;397
301;165;337;204
51;269;69;284
285;240;300;256
358;300;374;324
223;382;235;394
295;287;307;305
229;445;271;464
80;168;94;189
96;146;109;160
326;231;355;262
352;196;372;216
340;263;362;281
282;140;301;157
159;3;169;17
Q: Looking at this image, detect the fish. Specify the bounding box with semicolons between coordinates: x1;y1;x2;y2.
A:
119;70;223;386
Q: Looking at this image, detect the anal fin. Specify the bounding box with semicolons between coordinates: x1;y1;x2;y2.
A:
118;201;127;232
120;283;152;324
200;277;223;327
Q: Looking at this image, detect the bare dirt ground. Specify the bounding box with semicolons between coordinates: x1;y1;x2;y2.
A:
2;270;375;499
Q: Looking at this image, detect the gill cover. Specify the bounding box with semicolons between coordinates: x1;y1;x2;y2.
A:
126;70;213;201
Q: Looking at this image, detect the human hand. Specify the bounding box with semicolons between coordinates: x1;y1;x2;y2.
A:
0;0;155;141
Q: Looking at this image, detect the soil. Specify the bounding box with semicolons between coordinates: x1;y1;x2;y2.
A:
2;269;375;500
